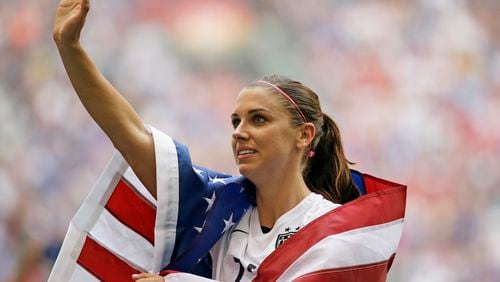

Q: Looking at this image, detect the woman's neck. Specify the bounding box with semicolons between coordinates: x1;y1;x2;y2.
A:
253;171;311;228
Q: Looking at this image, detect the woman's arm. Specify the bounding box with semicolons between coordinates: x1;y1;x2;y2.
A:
53;0;157;197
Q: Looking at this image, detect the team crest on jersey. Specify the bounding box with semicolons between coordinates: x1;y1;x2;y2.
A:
275;226;300;248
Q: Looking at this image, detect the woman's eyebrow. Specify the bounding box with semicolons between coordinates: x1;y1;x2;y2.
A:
231;108;272;118
248;108;271;114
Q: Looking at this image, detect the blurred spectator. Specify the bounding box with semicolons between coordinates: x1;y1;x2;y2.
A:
0;0;499;280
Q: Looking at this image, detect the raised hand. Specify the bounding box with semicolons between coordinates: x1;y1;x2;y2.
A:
53;0;90;44
52;0;157;198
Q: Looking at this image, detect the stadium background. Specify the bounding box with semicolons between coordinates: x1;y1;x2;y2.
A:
0;0;499;281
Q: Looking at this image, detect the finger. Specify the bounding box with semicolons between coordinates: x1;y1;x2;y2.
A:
136;278;163;282
80;0;90;13
76;1;90;18
132;273;156;280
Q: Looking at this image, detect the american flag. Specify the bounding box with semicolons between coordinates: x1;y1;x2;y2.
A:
49;126;406;281
49;127;253;281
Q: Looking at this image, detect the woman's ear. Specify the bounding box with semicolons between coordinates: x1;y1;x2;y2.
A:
297;123;316;150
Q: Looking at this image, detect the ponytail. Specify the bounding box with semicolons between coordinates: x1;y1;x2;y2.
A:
303;113;359;204
250;75;359;204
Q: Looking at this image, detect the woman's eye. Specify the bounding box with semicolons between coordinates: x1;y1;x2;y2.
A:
253;115;266;124
231;119;240;129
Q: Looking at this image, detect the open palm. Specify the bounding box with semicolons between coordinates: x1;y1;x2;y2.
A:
53;0;89;43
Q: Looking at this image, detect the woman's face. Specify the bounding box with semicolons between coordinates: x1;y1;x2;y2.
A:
231;87;303;181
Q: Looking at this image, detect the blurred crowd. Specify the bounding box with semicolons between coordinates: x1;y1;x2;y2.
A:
1;0;499;281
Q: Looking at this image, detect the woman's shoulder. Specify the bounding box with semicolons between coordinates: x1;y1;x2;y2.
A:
306;192;340;214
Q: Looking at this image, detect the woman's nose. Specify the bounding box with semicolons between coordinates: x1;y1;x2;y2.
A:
232;123;249;140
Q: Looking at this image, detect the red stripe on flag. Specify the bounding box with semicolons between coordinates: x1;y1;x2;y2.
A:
364;174;404;194
105;179;156;244
254;182;406;281
293;256;394;282
77;236;140;281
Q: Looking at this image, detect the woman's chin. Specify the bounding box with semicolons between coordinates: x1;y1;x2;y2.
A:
237;164;250;176
237;163;257;178
238;164;268;184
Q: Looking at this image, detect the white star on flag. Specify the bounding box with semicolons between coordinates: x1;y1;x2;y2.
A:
193;220;206;233
209;175;226;184
203;192;216;213
221;213;235;234
193;167;204;178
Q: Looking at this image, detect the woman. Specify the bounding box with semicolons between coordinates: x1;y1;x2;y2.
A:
52;0;406;281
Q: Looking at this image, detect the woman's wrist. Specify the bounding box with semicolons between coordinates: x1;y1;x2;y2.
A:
55;39;83;53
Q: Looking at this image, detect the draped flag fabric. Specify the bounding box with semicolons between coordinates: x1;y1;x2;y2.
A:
160;174;406;281
49;127;253;281
49;126;407;281
251;175;406;281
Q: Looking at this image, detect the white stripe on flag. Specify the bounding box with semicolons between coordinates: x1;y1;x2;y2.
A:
69;264;100;282
48;223;87;281
150;126;181;272
89;209;153;271
72;153;128;230
49;153;128;281
277;219;404;281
